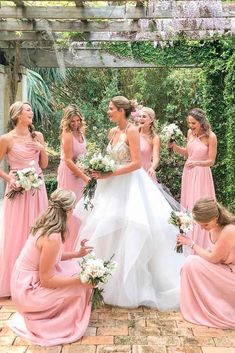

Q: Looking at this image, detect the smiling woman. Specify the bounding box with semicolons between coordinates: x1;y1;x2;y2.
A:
0;101;48;298
168;108;217;252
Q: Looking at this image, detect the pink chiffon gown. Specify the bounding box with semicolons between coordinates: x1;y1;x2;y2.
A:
57;135;87;251
140;135;158;183
10;233;92;346
0;141;48;297
180;249;235;329
181;137;215;250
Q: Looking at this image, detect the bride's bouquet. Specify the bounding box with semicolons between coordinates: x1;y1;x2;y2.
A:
6;161;43;200
168;210;193;252
77;151;116;210
78;252;117;309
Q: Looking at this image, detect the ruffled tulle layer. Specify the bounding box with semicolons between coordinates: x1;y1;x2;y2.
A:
74;168;185;310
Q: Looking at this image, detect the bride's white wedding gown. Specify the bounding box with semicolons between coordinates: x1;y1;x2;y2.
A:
74;131;185;310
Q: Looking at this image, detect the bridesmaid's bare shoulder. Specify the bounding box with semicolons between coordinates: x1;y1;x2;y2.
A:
208;131;217;142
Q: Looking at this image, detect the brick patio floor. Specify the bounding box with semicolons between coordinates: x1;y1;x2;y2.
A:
1;298;235;353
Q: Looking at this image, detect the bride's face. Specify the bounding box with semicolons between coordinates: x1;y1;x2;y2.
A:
107;101;122;122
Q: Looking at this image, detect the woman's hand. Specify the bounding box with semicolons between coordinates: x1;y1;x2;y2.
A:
77;239;93;258
168;141;176;150
185;161;200;169
8;175;20;191
147;167;156;178
91;171;112;180
26;140;45;152
176;234;191;247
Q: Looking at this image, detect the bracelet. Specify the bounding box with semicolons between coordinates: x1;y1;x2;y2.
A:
190;241;195;249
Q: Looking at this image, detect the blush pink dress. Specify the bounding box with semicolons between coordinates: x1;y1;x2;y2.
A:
181;137;215;250
0;141;48;297
57;135;87;251
10;233;91;346
140;135;158;183
180;248;235;329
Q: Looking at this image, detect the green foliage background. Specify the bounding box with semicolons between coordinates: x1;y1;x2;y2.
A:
31;37;234;210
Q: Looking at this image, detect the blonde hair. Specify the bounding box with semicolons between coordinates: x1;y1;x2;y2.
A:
188;108;211;137
31;189;77;242
192;197;235;226
9;101;36;138
59;104;85;138
140;107;159;138
111;96;136;118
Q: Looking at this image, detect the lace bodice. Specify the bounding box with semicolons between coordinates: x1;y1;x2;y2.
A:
107;129;131;166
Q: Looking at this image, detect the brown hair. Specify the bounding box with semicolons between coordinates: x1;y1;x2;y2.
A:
59;104;85;138
192;197;235;227
111;96;136;118
188;108;211;137
31;189;77;242
9;101;36;138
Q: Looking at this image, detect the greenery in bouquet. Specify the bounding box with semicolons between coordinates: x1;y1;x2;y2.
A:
77;144;116;210
78;252;117;310
6;161;44;200
168;210;193;253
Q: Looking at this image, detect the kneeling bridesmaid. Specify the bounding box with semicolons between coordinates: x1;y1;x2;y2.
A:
177;197;235;329
10;189;93;346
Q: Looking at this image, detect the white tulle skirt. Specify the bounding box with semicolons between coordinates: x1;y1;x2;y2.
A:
74;167;185;310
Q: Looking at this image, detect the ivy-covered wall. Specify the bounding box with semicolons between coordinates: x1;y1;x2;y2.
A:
103;38;235;210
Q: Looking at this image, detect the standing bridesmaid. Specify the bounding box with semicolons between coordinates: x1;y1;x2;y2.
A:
57;105;89;251
0;101;48;298
169;108;217;250
138;107;160;182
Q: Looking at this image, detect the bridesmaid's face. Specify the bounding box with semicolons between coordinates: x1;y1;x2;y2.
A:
107;101;122;123
18;104;33;125
138;111;152;128
197;217;218;231
187;115;201;135
70;115;81;131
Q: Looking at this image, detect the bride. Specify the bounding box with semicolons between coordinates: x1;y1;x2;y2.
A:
74;96;185;310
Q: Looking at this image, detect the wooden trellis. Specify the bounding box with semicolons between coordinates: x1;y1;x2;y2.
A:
0;0;234;67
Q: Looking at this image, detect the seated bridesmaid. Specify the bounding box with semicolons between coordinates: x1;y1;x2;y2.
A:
177;197;235;329
10;189;93;346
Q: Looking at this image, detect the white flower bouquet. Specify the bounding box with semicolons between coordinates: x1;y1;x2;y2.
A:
161;123;183;143
77;151;116;210
6;161;43;200
78;252;117;309
168;210;193;252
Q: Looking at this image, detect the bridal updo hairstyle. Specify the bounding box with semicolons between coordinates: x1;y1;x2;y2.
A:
31;189;77;242
111;96;137;118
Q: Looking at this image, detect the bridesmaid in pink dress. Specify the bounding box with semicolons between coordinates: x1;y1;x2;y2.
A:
57;105;89;251
0;102;48;298
177;197;235;329
10;189;93;346
138;107;160;182
138;106;181;211
169;108;217;250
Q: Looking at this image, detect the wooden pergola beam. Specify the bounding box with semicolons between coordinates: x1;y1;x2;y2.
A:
0;4;234;20
0;18;232;33
0;47;199;68
0;27;232;43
